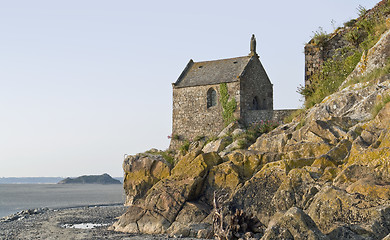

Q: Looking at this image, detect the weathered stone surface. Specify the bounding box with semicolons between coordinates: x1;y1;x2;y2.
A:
114;151;221;234
137;210;171;234
325;226;367;240
306;185;390;239
123;154;171;205
205;161;241;203
249;130;289;153
261;207;329;240
228;161;287;225
343;29;390;85
110;205;145;233
171;152;222;182
217;121;239;138
271;168;316;212
225;150;263;179
346;178;390;200
167;202;211;237
202;137;231;153
231;128;246;138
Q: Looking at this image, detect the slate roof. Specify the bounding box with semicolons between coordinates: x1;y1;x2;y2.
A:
173;56;252;88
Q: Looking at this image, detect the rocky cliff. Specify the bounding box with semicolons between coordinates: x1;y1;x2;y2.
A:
111;3;390;239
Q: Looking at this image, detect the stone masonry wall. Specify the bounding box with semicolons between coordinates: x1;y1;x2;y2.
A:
304;31;350;87
240;57;273;114
243;109;296;126
304;44;323;86
170;82;240;149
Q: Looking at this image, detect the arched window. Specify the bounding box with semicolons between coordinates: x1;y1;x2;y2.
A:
252;96;259;110
207;88;217;108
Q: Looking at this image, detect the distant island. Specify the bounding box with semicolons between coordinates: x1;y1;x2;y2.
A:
58;173;121;184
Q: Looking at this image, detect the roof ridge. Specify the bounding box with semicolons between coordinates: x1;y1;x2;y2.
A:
193;55;250;64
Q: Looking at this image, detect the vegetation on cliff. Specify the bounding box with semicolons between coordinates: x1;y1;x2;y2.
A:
300;0;390;109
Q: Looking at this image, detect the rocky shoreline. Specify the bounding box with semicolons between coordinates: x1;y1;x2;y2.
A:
112;16;390;239
0;205;190;240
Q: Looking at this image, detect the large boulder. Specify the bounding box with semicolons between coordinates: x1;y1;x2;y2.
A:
271;168;317;212
306;185;390;239
261;207;329;240
202;137;232;153
227;160;288;225
167;202;211;238
123;153;171;205
112;151;222;234
225;150;263;179
204;161;241;204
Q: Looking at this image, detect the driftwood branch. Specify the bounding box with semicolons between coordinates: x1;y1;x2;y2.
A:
212;190;263;240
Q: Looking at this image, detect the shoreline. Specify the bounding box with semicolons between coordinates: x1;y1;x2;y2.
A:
0;205;136;239
0;205;204;240
0;202;124;221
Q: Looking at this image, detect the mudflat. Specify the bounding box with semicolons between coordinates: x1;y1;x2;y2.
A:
0;205;173;240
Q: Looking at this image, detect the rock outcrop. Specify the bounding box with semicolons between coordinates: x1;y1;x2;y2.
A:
122;153;171;205
112;5;390;239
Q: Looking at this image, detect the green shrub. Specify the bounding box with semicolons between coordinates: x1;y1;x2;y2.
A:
194;135;205;142
284;108;306;123
312;27;329;46
144;149;175;166
229;120;279;150
179;140;190;155
345;27;364;46
301;49;362;108
357;5;368;17
344;19;357;28
160;151;175;166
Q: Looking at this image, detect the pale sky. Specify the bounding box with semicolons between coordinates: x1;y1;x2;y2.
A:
0;0;380;177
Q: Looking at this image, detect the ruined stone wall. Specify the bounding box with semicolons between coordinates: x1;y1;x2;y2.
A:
304;44;323;86
304;32;351;86
170;82;240;149
243;109;296;126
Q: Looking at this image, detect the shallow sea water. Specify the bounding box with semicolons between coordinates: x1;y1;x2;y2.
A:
0;184;125;218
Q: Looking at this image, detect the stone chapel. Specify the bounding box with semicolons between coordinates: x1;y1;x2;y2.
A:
170;35;291;147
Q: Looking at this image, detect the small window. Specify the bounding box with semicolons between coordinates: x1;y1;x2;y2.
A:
252;96;259;110
207;88;217;108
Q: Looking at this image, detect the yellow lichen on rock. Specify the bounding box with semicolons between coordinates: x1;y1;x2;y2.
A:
346;178;390;200
225;150;261;179
311;156;336;170
207;162;241;191
171;151;222;180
